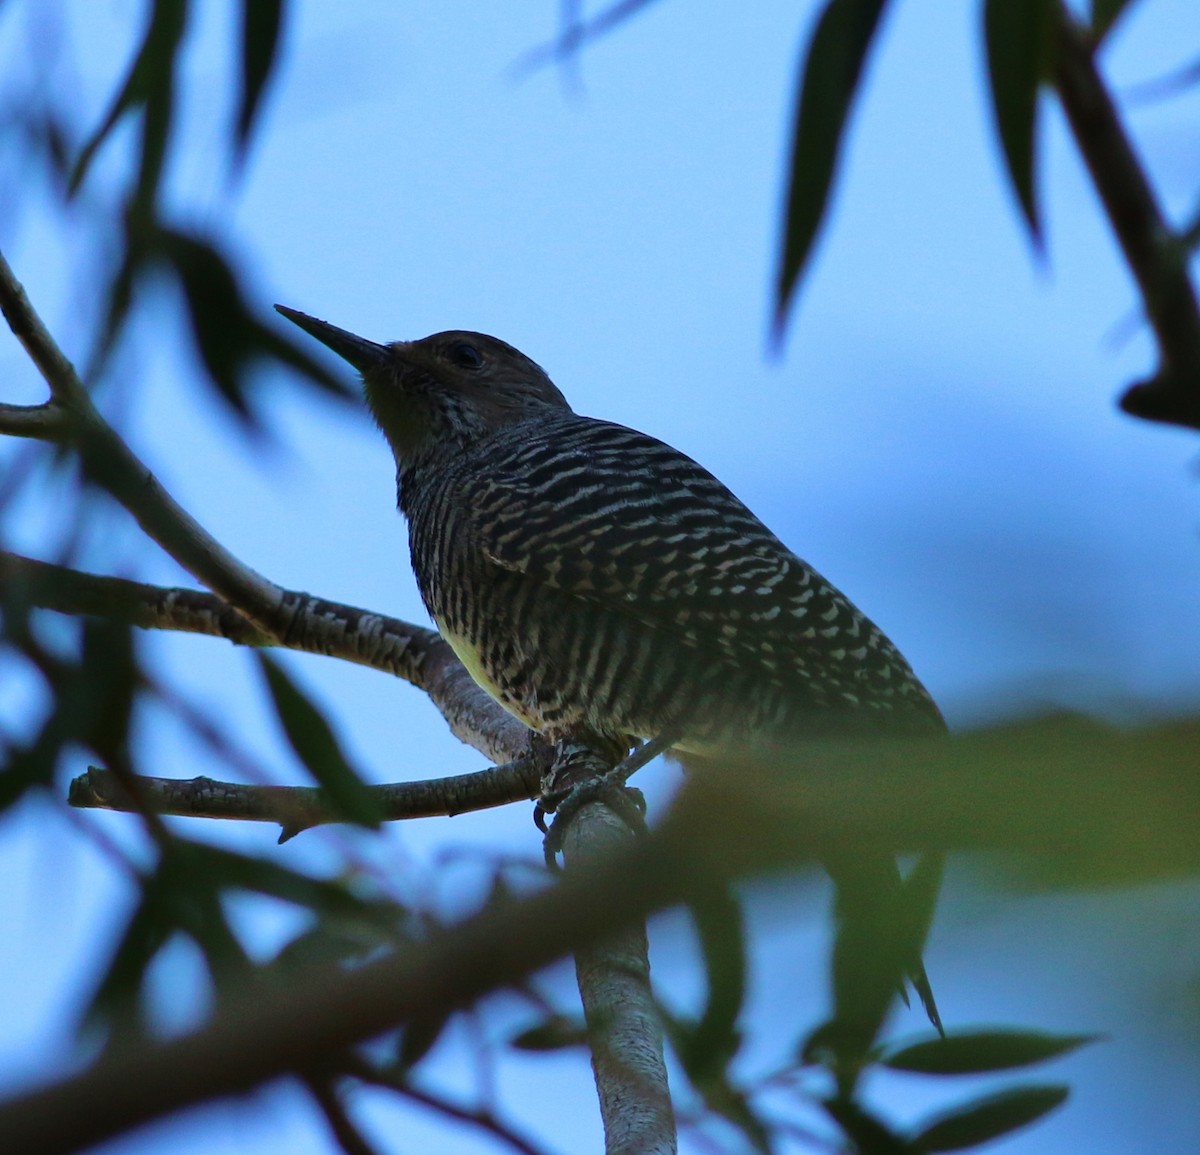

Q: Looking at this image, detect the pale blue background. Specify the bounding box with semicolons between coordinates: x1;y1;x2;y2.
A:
1;1;1199;1152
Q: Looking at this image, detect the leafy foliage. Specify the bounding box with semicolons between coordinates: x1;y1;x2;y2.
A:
258;652;384;831
775;0;890;337
983;0;1055;243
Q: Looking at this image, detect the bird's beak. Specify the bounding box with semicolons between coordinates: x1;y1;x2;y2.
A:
275;305;391;374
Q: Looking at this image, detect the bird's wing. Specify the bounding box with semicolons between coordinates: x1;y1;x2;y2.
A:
463;419;940;725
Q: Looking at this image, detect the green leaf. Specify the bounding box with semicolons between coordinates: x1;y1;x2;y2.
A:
823;1097;917;1155
983;0;1054;243
883;1029;1100;1075
70;0;189;209
1090;0;1139;45
774;0;890;340
677;886;746;1079
813;852;943;1090
912;1084;1069;1152
257;653;383;829
155;227;352;428
236;0;284;159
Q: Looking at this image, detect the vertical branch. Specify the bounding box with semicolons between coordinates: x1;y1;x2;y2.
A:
562;803;676;1155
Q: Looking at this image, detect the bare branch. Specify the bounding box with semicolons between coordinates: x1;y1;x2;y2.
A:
564;802;676;1155
68;761;542;834
1;712;1198;1154
0;249;88;407
0;550;532;764
0;401;72;440
1052;4;1200;430
511;0;660;75
0;249;287;631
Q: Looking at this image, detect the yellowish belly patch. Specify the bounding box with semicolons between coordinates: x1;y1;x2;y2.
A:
435;618;542;729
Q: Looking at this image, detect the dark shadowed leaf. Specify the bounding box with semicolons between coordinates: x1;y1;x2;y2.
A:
510;1015;589;1051
1090;0;1139;45
912;1085;1068;1152
677;886;746;1079
79;618;139;765
983;0;1054;243
258;653;383;829
70;0;188;209
236;0;284;159
158;228;352;429
397;1011;454;1070
883;1029;1100;1075
774;0;889;339
810;852;942;1090
823;1096;916;1155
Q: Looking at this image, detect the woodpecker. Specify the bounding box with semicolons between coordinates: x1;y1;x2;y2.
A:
277;306;944;1030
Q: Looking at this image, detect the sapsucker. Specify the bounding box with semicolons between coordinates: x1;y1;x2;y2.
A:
278;306;944;1030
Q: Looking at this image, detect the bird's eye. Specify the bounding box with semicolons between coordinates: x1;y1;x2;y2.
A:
447;341;484;369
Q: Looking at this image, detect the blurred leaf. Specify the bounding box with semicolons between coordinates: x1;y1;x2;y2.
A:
983;0;1054;243
274;924;392;971
196;843;399;925
79;618;139;766
258;653;383;829
676;886;745;1079
883;1029;1099;1075
70;0;189;213
896;853;943;1034
774;0;889;339
811;852;942;1089
85;880;173;1034
1090;0;1139;45
236;0;284;159
510;1015;589;1051
158;228;352;430
911;1084;1068;1152
823;1097;916;1155
1127;51;1200;102
397;1011;455;1070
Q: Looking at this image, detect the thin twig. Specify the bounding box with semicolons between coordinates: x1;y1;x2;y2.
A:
346;1057;553;1155
1052;4;1200;429
302;1074;383;1155
0;550;532;764
2;712;1200;1155
0;249;288;630
68;759;543;836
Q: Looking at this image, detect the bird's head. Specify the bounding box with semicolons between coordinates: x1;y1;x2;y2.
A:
276;306;572;467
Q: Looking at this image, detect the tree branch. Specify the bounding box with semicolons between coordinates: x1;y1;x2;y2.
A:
1052;4;1200;430
564;802;676;1155
0;550;532;765
346;1058;552;1155
0;248;288;633
68;762;542;834
2;712;1198;1155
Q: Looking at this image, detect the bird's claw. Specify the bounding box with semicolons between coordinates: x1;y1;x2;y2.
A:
536;775;646;868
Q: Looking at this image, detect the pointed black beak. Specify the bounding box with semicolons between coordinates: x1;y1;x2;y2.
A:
275;305;391;374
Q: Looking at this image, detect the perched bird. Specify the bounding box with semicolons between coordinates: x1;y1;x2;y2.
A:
277;306;944;1030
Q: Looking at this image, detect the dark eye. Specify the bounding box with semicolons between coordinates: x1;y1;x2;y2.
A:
447;341;483;369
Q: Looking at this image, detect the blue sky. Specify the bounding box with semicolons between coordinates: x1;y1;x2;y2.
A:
1;1;1199;1152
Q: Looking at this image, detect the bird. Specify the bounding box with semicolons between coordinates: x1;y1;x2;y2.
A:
276;305;945;1032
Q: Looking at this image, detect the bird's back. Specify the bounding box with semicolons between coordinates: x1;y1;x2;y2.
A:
399;410;944;753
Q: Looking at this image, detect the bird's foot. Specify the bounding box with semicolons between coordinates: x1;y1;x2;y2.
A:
535;735;651;867
537;774;646;867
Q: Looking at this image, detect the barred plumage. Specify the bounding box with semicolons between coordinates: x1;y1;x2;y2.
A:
278;307;945;1031
276;310;944;758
